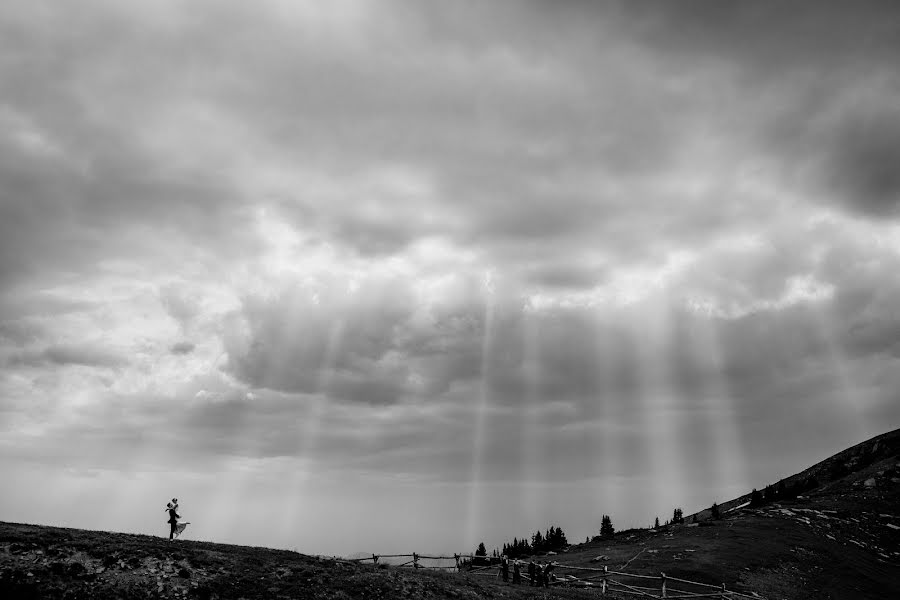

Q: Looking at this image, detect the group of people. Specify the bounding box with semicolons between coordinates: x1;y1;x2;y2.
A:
165;498;189;541
497;555;556;587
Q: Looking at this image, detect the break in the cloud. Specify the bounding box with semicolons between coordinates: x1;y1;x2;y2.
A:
1;0;899;555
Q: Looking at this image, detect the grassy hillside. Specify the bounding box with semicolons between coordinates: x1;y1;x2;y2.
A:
0;521;603;600
3;429;898;599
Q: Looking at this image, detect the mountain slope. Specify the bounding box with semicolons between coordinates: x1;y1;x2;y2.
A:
556;427;900;599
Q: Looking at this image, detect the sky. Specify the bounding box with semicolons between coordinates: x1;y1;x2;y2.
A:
2;0;900;557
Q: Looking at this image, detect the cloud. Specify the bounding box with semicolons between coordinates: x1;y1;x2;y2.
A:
223;276;418;403
2;0;900;551
9;343;127;369
822;105;900;218
170;341;196;355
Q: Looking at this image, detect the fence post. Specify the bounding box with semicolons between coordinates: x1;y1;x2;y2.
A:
661;572;667;598
601;565;607;595
372;554;378;570
454;554;460;572
413;552;419;569
721;583;726;598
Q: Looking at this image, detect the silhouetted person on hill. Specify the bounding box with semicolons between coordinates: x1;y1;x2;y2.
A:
166;500;180;540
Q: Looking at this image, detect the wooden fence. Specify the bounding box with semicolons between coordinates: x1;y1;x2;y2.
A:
347;553;765;599
347;553;464;571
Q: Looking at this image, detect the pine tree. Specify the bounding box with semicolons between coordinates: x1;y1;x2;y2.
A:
476;542;487;557
654;517;660;529
552;525;567;549
532;530;544;553
600;515;615;539
672;508;684;524
750;488;763;507
711;502;720;520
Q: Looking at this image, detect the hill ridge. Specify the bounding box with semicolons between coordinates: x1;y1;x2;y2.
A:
686;426;900;521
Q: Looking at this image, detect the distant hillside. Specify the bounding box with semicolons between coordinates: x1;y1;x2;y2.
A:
553;427;900;600
686;427;900;522
2;428;898;599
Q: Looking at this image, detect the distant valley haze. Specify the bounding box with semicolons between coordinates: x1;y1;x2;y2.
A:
2;0;900;557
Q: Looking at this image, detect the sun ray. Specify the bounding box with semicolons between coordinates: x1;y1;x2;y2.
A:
288;318;347;505
520;308;543;526
586;310;620;523
692;313;751;504
629;299;688;523
465;271;496;548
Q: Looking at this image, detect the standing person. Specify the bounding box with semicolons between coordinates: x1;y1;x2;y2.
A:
527;559;536;586
544;561;555;587
165;501;180;541
501;556;509;583
512;559;521;585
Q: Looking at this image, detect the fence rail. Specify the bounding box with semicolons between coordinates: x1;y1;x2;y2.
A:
346;552;765;599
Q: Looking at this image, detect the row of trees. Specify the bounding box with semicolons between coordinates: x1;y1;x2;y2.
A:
652;507;686;529
479;507;688;558
476;525;571;560
749;476;819;508
479;488;798;558
473;471;833;558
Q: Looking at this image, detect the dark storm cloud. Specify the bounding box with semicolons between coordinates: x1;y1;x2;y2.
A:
615;0;900;74
2;0;898;298
9;343;126;369
0;320;44;345
170;341;196;355
630;0;900;221
0;2;266;292
0;0;717;269
223;278;417;404
0;0;880;296
823;109;900;218
818;238;900;359
522;262;607;290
